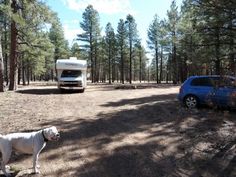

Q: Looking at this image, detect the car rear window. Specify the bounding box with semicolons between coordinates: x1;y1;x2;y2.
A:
190;77;215;87
217;77;236;87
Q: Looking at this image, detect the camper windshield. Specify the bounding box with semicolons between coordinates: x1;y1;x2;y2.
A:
61;70;81;78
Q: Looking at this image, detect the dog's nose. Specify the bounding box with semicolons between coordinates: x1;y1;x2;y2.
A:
56;133;60;138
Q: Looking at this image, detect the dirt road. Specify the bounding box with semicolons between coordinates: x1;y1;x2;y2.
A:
0;83;235;177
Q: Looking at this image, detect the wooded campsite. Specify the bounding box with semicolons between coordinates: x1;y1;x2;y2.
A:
0;0;236;176
0;0;235;90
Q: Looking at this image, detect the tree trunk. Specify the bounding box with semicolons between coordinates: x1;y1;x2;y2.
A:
172;44;177;84
160;46;163;82
94;43;98;82
4;15;8;85
129;42;132;84
112;56;115;82
215;28;220;75
108;47;111;84
0;34;4;92
121;47;124;84
167;54;172;83
229;42;235;75
51;69;54;81
89;31;94;83
139;49;142;83
18;59;21;85
9;0;18;91
22;60;26;85
155;43;159;84
229;17;235;75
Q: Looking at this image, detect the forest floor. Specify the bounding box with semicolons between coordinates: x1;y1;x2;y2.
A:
0;83;236;177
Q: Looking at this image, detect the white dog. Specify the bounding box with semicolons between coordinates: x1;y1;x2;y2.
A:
0;126;60;176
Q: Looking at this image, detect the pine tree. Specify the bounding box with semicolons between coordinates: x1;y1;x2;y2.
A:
117;19;127;84
178;1;200;79
158;20;168;82
78;5;101;83
191;0;236;75
180;0;236;76
125;14;138;84
18;1;56;83
105;22;116;84
71;43;80;59
1;0;58;89
147;14;160;83
49;15;70;60
167;0;179;84
0;0;6;91
135;40;147;83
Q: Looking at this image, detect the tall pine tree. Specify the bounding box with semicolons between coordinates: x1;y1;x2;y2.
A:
125;14;138;84
77;5;101;83
167;0;179;84
147;14;160;83
117;19;127;84
105;22;116;84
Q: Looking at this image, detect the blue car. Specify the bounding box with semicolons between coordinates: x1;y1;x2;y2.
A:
178;75;236;109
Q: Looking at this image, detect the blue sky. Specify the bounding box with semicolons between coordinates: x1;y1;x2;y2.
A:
46;0;183;49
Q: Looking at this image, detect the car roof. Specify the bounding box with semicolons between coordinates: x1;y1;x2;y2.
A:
188;75;236;79
184;75;236;84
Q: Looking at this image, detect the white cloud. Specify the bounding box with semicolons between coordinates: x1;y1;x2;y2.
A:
63;0;134;14
63;24;83;46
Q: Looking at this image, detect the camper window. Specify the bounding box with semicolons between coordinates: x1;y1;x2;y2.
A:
61;70;82;78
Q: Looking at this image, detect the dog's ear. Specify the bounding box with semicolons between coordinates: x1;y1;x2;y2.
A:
50;126;58;131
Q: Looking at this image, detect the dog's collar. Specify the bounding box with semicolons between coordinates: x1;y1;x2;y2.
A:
42;130;49;142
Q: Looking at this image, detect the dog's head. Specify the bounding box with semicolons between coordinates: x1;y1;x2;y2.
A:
43;126;60;141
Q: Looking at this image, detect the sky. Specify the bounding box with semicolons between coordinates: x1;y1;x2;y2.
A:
46;0;183;50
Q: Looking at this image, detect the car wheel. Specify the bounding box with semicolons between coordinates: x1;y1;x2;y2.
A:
79;88;85;93
184;95;198;108
59;88;65;93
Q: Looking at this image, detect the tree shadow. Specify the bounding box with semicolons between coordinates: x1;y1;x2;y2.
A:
16;88;61;95
101;93;178;107
16;85;117;95
16;88;90;95
19;91;236;176
39;93;180;144
34;91;235;177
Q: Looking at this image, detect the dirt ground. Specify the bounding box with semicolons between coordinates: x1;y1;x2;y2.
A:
0;83;235;177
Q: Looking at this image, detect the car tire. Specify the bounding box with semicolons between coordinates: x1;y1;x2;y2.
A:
79;88;85;93
184;95;199;108
59;88;65;93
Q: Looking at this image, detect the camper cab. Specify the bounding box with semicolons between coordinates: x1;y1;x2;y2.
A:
56;57;87;92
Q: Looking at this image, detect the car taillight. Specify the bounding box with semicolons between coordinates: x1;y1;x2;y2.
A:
231;91;236;98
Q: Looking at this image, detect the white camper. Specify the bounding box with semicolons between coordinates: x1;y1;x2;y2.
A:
56;57;87;92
